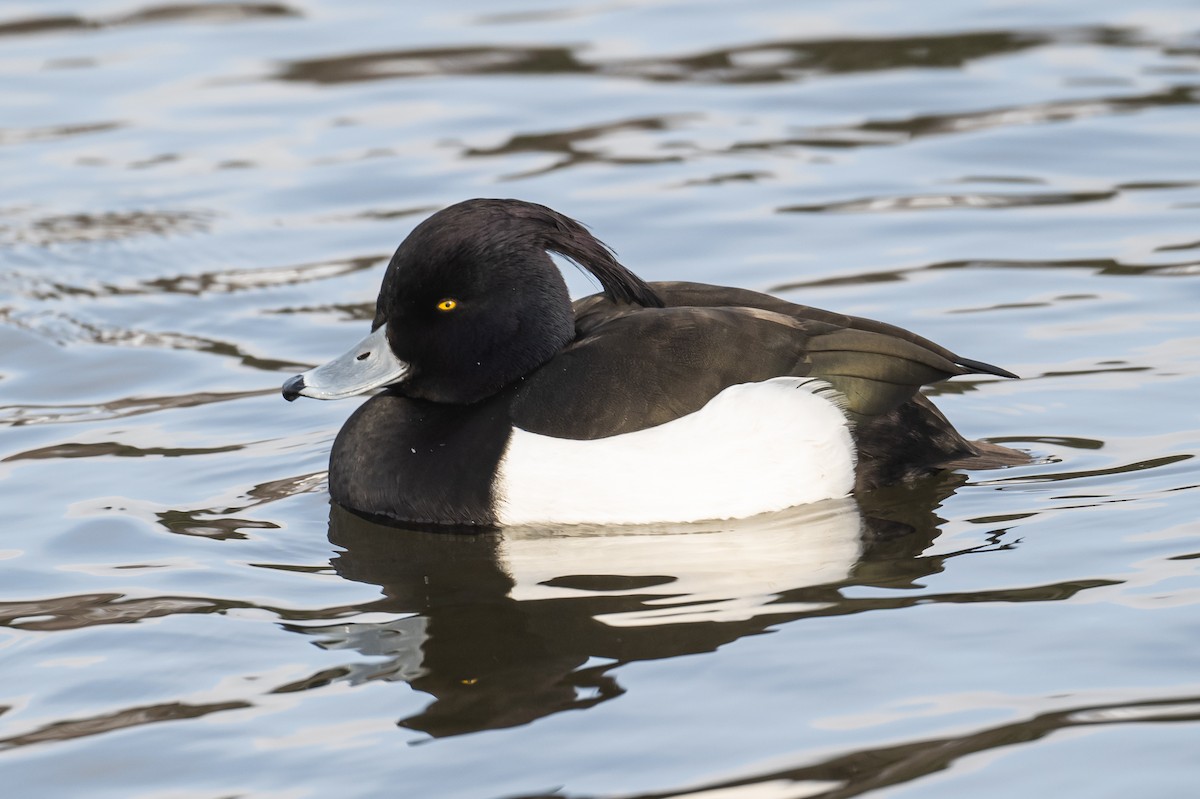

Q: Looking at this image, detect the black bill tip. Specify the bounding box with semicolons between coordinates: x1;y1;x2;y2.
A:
282;374;306;402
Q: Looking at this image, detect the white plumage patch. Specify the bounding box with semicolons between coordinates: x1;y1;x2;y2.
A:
494;377;856;525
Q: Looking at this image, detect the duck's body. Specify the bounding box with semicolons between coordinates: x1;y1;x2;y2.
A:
285;199;1025;527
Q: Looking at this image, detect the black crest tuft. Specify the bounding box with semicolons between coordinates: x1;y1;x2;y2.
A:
474;199;664;308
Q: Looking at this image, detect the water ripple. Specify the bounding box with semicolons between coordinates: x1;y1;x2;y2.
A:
272;27;1162;87
545;692;1200;799
0;209;212;246
0;700;251;752
0;388;269;428
0;3;301;39
277;45;591;84
770;256;1200;293
0;308;308;372
781;191;1117;214
0;122;123;147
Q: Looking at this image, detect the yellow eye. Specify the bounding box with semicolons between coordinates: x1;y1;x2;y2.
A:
436;298;458;312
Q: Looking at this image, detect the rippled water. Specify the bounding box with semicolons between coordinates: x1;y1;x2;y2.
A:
3;1;1199;797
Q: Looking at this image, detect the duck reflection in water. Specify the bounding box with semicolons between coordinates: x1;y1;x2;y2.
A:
288;476;975;739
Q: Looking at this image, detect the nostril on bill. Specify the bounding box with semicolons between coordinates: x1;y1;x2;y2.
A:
357;351;370;361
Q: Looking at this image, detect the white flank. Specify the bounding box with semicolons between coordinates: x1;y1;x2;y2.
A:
494;377;856;525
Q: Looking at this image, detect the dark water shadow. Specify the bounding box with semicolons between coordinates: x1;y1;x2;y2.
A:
0;3;300;40
781;190;1118;214
315;501;870;738
0;699;251;752
276;474;1108;740
0;209;212;247
462;115;692;179
272;27;1148;88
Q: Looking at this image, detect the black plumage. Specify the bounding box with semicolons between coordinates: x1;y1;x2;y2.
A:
286;198;1026;526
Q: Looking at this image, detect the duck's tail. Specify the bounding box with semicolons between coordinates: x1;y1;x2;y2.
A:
853;394;1029;491
955;355;1019;380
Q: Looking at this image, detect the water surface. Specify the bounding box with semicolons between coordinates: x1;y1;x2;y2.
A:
2;1;1199;797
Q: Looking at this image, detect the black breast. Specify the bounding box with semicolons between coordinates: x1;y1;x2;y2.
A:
328;391;514;527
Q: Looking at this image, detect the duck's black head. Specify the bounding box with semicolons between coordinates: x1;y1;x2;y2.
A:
283;199;662;405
